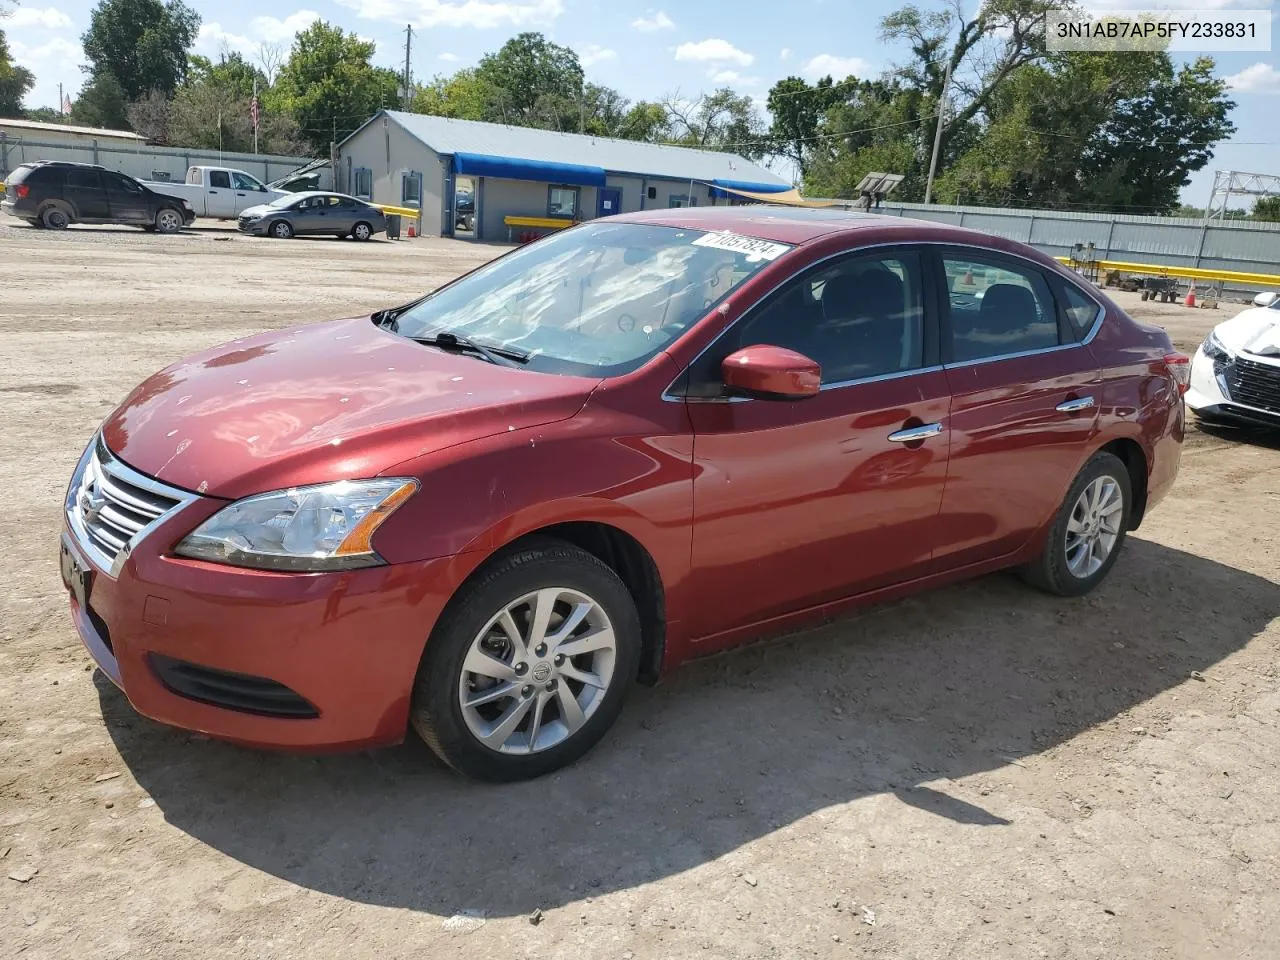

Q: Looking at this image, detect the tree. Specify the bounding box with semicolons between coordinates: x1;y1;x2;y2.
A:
1253;197;1280;222
82;0;200;102
126;89;171;141
765;75;857;177
663;88;764;156
275;21;399;154
70;72;129;129
0;28;35;117
413;68;501;121
473;32;583;125
186;51;264;100
25;106;69;123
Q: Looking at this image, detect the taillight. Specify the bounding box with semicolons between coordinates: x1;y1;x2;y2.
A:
14;184;29;199
1164;352;1191;394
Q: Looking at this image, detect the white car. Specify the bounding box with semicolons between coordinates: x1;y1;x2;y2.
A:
1187;292;1280;427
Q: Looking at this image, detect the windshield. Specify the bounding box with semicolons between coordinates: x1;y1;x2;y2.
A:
389;221;792;376
267;194;300;208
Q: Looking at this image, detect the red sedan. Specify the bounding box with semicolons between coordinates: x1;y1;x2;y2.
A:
60;208;1188;781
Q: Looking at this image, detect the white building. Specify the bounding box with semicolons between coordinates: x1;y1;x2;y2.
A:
335;110;791;241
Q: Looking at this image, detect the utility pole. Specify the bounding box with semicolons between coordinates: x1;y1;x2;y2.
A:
58;82;63;115
923;56;952;206
403;24;414;111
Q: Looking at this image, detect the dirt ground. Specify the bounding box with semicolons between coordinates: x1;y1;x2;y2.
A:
1;220;1277;960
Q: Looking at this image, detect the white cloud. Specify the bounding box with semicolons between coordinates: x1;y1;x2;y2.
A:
10;36;81;66
802;53;871;80
334;0;564;29
196;23;258;56
250;11;322;42
631;10;674;31
709;69;760;86
674;38;754;66
7;6;74;29
580;44;617;67
1225;62;1280;93
780;47;791;60
439;52;460;61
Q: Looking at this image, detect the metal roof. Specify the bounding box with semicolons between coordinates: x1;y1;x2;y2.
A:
374;110;789;187
0;118;146;141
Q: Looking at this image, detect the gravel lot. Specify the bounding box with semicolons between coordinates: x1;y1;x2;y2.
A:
1;219;1277;960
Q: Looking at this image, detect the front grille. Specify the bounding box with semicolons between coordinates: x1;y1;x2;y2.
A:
67;437;190;573
1228;356;1280;415
150;654;319;718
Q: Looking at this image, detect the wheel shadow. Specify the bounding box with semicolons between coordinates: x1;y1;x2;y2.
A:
1192;417;1280;450
98;537;1278;918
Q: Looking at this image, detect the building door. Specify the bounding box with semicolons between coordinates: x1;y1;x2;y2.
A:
597;186;622;217
454;175;477;238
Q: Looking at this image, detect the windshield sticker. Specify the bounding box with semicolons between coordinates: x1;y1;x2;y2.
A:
692;230;791;263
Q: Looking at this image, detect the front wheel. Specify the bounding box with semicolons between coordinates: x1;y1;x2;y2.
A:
1019;451;1131;597
269;219;293;239
410;540;641;781
155;208;184;234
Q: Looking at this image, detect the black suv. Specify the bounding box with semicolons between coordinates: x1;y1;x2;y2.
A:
1;161;195;233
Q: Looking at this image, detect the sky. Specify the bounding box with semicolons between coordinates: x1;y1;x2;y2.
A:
4;0;1279;205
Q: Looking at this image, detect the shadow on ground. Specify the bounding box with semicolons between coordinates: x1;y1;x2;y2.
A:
100;538;1277;918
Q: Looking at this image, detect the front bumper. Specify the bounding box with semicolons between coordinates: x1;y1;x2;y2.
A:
1187;343;1280;427
61;487;471;751
237;218;267;235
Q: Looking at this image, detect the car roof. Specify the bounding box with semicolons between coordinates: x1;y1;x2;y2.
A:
288;190;365;202
611;205;1005;248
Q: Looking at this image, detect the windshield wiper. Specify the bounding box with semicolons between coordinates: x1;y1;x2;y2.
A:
409;331;530;366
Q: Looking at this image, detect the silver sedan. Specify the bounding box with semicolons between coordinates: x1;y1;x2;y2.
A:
238;191;386;240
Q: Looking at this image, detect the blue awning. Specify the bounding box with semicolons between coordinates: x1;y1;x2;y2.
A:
708;178;793;200
453;152;606;187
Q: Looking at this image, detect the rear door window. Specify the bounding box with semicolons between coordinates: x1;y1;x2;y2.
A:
1058;281;1103;341
941;254;1061;362
209;171;232;189
26;166;66;187
66;169;101;189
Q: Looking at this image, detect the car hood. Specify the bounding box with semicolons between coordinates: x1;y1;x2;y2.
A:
1214;307;1280;357
101;317;600;498
240;204;275;219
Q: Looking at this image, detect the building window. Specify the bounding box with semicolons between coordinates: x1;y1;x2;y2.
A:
354;167;373;199
668;194;697;208
402;172;421;206
547;185;579;218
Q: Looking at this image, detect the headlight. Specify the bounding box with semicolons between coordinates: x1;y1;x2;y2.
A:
175;478;417;571
1203;330;1230;361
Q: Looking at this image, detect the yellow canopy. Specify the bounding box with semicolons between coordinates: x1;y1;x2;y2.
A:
701;183;847;208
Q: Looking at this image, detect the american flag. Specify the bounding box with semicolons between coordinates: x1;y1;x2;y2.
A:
250;94;260;130
62;94;72;115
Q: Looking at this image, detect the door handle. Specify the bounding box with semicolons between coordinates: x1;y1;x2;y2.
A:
1055;396;1096;413
888;422;944;443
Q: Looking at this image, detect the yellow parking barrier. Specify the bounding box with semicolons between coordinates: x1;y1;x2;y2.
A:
1056;256;1280;289
373;203;422;219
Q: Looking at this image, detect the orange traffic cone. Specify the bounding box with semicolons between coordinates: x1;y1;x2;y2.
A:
961;269;975;286
1184;282;1196;307
406;223;416;238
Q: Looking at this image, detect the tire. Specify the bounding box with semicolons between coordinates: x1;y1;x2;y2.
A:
1019;451;1131;597
269;219;293;239
154;208;184;234
351;221;373;241
40;205;70;230
410;539;642;782
1140;290;1150;302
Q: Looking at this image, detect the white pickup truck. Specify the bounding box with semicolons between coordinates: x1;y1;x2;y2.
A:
145;166;290;220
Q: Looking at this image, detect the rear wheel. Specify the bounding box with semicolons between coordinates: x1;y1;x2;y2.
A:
352;221;373;241
40;205;70;230
154;208;183;234
269;219;293;239
410;540;641;781
1019;451;1131;597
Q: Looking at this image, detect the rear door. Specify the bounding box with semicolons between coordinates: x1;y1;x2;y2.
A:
102;172;150;224
930;247;1102;569
64;168;109;220
206;170;236;217
682;246;951;639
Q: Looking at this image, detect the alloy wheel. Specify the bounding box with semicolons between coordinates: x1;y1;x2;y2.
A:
1064;476;1124;578
457;587;617;755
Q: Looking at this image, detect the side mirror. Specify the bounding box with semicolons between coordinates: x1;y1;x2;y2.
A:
722;345;821;400
1252;291;1277;307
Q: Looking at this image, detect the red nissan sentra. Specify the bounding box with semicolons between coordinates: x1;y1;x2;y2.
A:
60;208;1187;781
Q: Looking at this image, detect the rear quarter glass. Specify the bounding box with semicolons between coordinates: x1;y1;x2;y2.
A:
5;165;36;184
